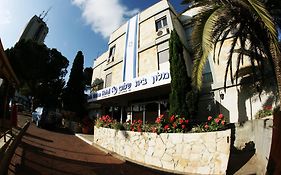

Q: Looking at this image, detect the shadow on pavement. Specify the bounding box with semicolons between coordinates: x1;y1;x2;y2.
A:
9;124;178;175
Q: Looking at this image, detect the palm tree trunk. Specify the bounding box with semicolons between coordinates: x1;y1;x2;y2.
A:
267;53;281;174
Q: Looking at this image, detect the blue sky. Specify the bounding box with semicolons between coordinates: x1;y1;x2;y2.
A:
0;0;186;74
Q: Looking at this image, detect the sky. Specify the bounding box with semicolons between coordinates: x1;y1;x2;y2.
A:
0;0;186;76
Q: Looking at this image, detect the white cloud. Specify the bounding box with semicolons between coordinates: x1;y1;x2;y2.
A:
72;0;139;38
0;9;12;25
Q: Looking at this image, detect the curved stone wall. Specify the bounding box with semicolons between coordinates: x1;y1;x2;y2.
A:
94;127;231;174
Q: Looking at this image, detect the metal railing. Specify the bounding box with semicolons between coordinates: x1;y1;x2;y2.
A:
0;122;30;175
0;130;11;143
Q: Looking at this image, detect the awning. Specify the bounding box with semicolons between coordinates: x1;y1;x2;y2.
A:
0;39;20;87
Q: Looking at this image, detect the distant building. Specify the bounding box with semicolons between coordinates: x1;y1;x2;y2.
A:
19;15;48;43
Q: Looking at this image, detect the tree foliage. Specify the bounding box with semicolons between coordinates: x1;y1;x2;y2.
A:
5;39;69;108
169;30;192;117
181;0;280;91
63;51;86;118
83;67;93;86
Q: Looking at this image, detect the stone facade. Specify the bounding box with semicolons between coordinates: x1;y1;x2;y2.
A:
94;127;231;174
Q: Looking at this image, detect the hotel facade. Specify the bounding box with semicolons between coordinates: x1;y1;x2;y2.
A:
88;0;277;123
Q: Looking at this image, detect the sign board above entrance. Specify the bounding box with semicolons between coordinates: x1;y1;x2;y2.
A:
88;70;171;102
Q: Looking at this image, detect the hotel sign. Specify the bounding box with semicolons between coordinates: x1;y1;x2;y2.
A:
88;70;170;102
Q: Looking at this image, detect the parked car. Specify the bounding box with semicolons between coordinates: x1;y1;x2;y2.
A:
32;107;62;129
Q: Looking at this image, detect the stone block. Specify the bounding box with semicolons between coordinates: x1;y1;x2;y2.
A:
162;160;175;170
161;153;173;162
183;133;200;143
175;158;189;172
166;141;175;149
146;146;154;156
197;166;211;174
191;143;206;154
169;133;183;144
166;148;175;155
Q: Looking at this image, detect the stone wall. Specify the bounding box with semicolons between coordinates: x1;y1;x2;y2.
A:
94;127;231;174
233;116;273;174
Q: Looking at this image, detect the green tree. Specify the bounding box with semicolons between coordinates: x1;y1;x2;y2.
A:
182;0;281;173
83;67;93;86
5;39;69;108
169;30;192;117
63;51;86;119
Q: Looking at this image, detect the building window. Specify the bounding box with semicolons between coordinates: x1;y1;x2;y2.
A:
105;73;112;87
107;45;115;63
156;17;168;31
158;49;169;70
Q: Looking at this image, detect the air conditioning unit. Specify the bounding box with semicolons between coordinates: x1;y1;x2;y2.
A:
156;28;169;37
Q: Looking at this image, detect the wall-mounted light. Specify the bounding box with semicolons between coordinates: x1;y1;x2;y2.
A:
220;92;224;100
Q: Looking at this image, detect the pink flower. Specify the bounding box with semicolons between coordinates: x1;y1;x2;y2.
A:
221;120;225;125
185;120;189;124
214;118;220;123
208;116;212;121
218;114;224;119
204;124;209;129
170;115;175;122
181;125;186;129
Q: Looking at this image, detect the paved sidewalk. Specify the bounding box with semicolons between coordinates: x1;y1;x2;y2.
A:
9;123;177;175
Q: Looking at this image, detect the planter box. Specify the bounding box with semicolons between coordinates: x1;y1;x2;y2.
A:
94;127;231;174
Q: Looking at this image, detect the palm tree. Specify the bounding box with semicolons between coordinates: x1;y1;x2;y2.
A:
181;0;281;173
182;0;280;101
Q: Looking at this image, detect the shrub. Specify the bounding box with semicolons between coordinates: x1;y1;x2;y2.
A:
95;115;113;128
192;114;226;132
255;105;273;119
154;114;190;133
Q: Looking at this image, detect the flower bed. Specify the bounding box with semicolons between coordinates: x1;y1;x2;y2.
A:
94;127;231;174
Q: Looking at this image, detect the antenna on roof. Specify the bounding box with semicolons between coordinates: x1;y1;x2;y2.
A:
39;11;45;19
41;7;52;20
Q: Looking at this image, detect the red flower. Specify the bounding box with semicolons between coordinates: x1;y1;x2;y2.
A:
185;119;189;124
179;119;184;124
181;125;186;129
164;125;169;130
138;119;142;124
264;106;272;110
204;124;209;129
221;120;225;125
155;115;164;124
170;115;175;122
173;123;177;128
208;116;212;121
218;114;224;119
214;118;220;123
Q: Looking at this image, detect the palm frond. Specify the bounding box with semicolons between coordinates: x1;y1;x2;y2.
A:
192;6;223;89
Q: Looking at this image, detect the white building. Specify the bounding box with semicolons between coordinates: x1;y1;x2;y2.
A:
88;0;277;123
